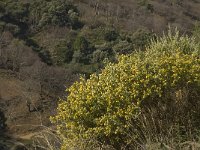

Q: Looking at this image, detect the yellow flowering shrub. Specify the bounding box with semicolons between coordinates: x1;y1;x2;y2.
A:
51;31;200;149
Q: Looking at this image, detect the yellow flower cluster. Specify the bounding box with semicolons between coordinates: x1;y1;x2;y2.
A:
51;32;200;149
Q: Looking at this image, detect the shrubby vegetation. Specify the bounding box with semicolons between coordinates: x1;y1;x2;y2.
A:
29;0;82;29
51;31;200;149
51;27;155;75
0;0;82;31
0;109;6;131
0;0;155;76
0;0;83;66
193;22;200;42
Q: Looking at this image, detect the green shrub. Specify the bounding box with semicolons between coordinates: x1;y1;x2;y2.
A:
91;49;109;63
137;0;149;6
52;31;200;149
2;0;28;21
131;28;155;50
68;9;84;29
38;50;53;65
104;29;119;42
0;21;6;33
113;40;133;54
72;36;95;64
0;0;28;34
5;23;20;35
193;22;200;42
0;1;6;17
29;0;81;29
53;40;74;65
0;110;6;131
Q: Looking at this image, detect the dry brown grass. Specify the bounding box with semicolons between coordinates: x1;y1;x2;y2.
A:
75;0;200;33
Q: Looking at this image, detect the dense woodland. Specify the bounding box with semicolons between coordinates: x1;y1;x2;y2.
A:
0;0;200;149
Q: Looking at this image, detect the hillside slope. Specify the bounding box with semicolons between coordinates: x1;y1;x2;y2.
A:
0;0;200;148
74;0;200;33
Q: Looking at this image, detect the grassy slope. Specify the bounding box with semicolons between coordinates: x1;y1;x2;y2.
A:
75;0;200;33
0;69;52;134
33;0;200;59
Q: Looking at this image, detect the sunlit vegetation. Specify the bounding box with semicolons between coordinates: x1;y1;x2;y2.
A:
51;31;200;149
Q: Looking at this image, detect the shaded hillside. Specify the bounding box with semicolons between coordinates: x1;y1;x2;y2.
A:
0;31;78;146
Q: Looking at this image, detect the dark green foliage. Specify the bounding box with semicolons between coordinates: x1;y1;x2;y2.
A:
73;36;89;54
28;0;48;28
38;50;53;65
147;3;154;12
0;0;82;32
91;49;109;64
0;21;6;33
68;9;84;29
38;0;73;27
0;1;6;17
137;0;154;13
193;22;200;42
29;0;82;29
104;29;119;41
54;41;74;65
72;36;94;64
131;29;155;50
53;27;155;75
137;0;149;7
5;23;20;35
113;40;133;54
90;42;116;73
0;110;6;131
0;0;29;35
0;0;28;22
